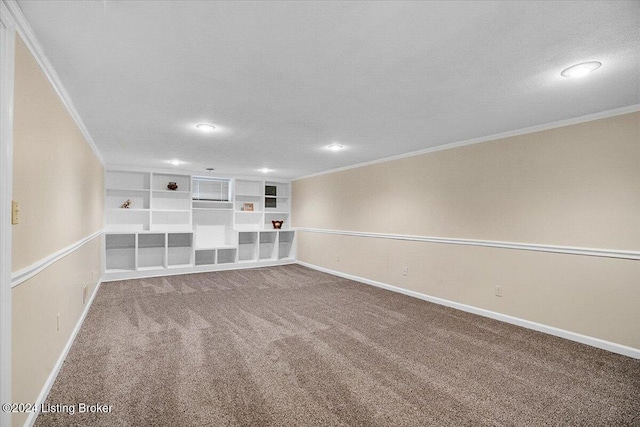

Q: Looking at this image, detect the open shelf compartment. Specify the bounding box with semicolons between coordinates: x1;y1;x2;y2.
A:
137;233;166;269
238;232;258;262
259;231;277;260
167;233;193;267
106;171;150;191
278;231;295;260
217;248;237;264
195;249;215;266
105;234;136;271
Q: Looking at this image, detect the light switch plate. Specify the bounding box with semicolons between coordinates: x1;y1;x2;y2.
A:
11;200;19;224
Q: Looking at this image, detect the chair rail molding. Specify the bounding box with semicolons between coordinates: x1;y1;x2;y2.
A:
295;228;640;260
11;230;104;288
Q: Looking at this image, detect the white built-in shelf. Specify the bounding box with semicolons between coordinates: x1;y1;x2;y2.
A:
152;189;190;194
192;200;233;210
137;266;161;272
195;244;236;250
107;188;149;193
104;170;295;280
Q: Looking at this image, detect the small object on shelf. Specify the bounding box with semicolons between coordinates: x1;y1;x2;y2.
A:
167;182;178;191
265;197;277;208
243;203;254;212
121;199;131;209
272;220;284;229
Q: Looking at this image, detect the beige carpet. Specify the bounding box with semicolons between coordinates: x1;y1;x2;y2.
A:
36;265;639;426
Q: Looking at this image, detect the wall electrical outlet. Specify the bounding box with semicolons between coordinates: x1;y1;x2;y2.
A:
336;255;340;262
56;314;60;331
495;285;503;297
402;266;408;276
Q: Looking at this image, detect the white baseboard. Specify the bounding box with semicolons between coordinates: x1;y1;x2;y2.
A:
24;278;102;427
102;259;297;282
296;261;640;360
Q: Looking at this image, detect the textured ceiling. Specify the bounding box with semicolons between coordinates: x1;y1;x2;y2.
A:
16;0;640;179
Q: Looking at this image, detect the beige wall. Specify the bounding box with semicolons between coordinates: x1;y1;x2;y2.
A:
11;238;102;426
12;36;103;271
292;112;640;350
11;36;104;426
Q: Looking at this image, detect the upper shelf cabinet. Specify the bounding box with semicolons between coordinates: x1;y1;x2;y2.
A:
152;173;191;193
107;170;192;232
265;181;290;213
192;177;231;202
106;171;150;191
235;179;262;197
265;182;289;198
105;171;152;231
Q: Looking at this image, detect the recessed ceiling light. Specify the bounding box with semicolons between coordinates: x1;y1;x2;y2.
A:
195;123;216;132
327;143;344;151
168;159;183;166
561;61;602;78
259;168;271;173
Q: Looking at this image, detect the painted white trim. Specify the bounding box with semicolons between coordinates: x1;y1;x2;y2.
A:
295;228;640;261
0;2;15;423
294;104;640;181
3;0;104;166
297;261;640;359
102;259;297;282
24;278;102;427
11;230;104;288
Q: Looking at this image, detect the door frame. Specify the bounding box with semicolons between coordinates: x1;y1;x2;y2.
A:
0;1;15;422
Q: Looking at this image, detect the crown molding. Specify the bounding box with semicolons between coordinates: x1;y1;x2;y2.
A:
3;0;105;166
294;104;640;181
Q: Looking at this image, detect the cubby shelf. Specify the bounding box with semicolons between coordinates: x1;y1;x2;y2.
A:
104;170;295;280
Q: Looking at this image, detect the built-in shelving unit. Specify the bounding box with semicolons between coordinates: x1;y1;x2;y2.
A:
103;170;295;280
105;171;151;231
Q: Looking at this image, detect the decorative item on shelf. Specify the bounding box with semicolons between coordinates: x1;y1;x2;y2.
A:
243;203;254;212
121;199;131;209
167;182;178;191
272;220;284;229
